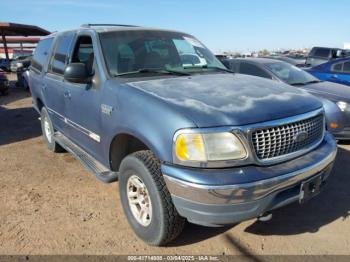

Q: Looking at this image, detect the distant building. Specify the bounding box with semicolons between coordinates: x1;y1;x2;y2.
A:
344;43;350;50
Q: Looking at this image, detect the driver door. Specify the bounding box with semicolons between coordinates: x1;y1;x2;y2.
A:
63;33;104;163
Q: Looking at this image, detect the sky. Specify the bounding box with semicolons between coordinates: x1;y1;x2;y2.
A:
1;0;350;53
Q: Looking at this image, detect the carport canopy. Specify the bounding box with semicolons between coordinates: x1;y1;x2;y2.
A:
0;22;50;61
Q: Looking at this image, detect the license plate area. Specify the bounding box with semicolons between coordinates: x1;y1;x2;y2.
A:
299;174;323;204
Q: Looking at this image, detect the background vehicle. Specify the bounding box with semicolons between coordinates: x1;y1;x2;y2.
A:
262;56;307;67
30;25;336;246
0;69;9;95
0;58;11;72
306;58;350;87
10;55;32;72
306;47;350;67
223;58;350;139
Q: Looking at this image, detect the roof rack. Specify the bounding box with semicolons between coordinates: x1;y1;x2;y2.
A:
81;23;139;28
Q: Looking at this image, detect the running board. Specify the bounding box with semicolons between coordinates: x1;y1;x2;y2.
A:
54;132;118;183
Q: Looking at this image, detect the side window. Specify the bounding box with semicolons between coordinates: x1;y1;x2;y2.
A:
31;38;54;72
331;63;343;72
239;62;272;79
71;35;95;74
343;62;350;73
313;48;331;59
48;33;74;75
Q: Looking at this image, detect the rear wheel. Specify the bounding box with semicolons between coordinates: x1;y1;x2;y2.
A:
40;107;64;152
119;150;185;246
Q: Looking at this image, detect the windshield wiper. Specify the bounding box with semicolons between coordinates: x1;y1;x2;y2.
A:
115;68;190;77
184;65;234;73
304;80;322;84
290;82;307;86
290;80;321;86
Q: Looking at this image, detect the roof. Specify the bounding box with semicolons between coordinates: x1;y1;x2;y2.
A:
0;22;50;36
227;57;283;65
77;24;187;35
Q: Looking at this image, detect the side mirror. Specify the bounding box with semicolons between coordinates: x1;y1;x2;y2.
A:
64;63;91;84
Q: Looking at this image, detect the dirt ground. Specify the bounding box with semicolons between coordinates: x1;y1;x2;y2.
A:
0;88;349;256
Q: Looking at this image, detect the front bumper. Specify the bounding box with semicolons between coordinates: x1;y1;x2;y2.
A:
333;127;350;140
162;133;337;226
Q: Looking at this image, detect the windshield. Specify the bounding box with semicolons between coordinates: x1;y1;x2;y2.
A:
99;30;226;76
266;62;319;85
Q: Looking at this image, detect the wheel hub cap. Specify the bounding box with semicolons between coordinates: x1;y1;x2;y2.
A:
127;175;152;226
44;117;52;143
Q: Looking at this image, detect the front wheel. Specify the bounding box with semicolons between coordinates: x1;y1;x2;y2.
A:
119;150;185;246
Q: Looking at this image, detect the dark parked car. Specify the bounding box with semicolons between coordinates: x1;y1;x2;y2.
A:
30;24;337;245
306;58;350;87
223;58;350;139
0;69;9;95
262;56;306;67
306;46;350;67
0;58;11;72
10;55;32;72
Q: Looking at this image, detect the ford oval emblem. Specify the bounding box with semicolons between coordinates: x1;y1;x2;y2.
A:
294;131;308;143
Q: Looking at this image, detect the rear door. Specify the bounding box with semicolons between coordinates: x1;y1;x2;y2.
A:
44;32;75;132
30;37;54;109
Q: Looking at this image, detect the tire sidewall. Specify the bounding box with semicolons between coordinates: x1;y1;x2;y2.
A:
40;107;56;151
119;156;167;245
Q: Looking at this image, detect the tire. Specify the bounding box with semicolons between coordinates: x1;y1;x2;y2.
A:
40;107;64;152
119;150;185;246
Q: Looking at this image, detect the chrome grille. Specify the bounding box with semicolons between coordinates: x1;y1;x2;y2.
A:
252;114;324;160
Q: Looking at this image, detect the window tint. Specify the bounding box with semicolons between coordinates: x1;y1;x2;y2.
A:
239;62;271;79
72;36;94;74
332;63;343;72
31;38;54;72
343;62;350;73
313;48;330;58
48;33;74;75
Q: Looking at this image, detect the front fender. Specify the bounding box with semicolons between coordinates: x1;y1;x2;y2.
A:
101;81;197;165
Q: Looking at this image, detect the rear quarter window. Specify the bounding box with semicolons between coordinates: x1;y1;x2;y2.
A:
31;38;54;73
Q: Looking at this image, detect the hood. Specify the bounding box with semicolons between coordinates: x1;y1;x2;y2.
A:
302;81;350;103
128;73;322;127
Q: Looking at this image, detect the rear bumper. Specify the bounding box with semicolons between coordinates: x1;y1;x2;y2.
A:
162;133;337;226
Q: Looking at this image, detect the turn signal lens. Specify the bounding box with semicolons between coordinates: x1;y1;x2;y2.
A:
174;131;247;164
330;122;338;129
175;133;206;161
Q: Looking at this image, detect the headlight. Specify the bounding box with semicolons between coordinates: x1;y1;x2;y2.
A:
336;101;348;112
174;131;247;166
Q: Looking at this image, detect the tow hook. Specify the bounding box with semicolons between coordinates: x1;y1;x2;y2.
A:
258;212;272;222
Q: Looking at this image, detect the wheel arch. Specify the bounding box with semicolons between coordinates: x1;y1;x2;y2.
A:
109;131;163;172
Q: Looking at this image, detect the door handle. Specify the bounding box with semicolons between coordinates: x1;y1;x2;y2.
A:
64;90;71;99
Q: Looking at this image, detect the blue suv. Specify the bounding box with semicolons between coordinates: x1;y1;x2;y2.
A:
30;24;337;246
